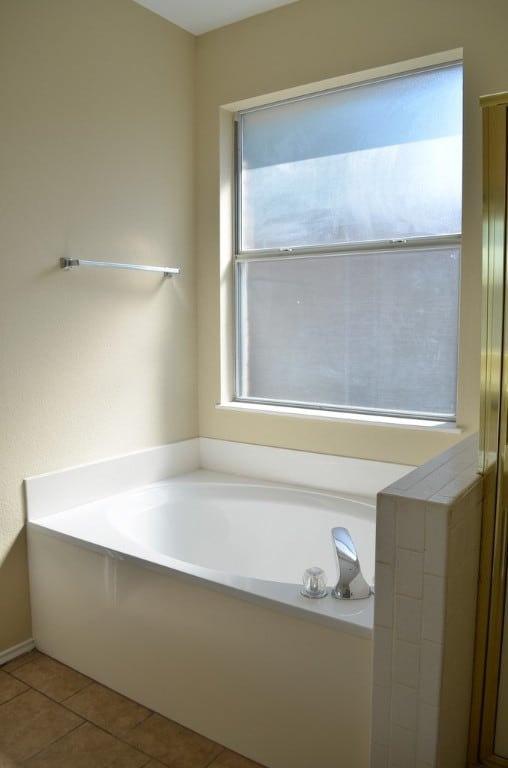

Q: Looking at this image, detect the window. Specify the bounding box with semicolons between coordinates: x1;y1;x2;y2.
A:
234;61;462;422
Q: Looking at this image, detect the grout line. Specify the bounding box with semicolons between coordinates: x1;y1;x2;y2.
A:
206;748;227;767
19;721;85;766
0;677;31;709
2;678;90;719
58;677;95;703
5;667;95;708
56;680;156;743
60;718;160;765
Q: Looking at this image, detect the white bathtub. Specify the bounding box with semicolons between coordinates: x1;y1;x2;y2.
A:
30;470;375;632
26;441;411;768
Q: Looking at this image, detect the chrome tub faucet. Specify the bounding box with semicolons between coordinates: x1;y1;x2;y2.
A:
331;527;372;600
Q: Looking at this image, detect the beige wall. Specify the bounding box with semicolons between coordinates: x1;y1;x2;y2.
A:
0;0;197;652
195;0;508;466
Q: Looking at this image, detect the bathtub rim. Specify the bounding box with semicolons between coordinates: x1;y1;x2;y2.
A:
28;522;374;637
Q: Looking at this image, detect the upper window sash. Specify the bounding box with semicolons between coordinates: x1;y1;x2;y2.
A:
235;62;463;256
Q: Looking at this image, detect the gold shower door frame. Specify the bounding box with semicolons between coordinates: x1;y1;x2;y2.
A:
473;92;508;767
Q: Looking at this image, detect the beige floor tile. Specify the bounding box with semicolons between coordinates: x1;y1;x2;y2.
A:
141;763;167;768
22;722;150;768
0;652;242;768
124;713;223;768
10;655;91;702
65;682;152;736
0;670;28;705
0;689;83;762
158;726;223;768
0;750;21;768
209;750;267;768
1;651;43;673
122;713;184;760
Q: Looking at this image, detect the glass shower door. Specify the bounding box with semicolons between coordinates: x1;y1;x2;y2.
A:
474;91;508;767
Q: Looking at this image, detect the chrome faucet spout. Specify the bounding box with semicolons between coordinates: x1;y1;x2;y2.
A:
331;527;372;600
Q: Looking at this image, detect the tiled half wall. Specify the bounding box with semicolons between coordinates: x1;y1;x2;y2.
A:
371;434;482;768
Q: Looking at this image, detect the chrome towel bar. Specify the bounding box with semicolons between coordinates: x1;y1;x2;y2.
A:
60;257;181;278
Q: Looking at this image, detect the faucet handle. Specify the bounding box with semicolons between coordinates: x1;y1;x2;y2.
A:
331;527;372;600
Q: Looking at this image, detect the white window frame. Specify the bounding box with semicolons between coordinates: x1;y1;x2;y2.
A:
218;49;463;429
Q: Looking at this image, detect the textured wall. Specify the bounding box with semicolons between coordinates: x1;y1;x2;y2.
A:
0;0;197;652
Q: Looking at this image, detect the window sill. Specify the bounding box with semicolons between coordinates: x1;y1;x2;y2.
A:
216;400;462;432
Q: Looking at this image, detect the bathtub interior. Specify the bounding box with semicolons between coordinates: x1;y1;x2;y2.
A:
102;471;374;584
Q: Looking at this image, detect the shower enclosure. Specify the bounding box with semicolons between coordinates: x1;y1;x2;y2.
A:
473;90;508;766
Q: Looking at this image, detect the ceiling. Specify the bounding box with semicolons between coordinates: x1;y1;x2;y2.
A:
132;0;299;35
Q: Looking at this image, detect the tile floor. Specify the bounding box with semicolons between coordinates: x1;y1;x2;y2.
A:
0;650;266;768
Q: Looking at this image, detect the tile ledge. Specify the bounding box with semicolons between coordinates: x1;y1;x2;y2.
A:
379;434;479;503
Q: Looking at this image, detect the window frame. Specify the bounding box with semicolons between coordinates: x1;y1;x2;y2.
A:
223;51;463;427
